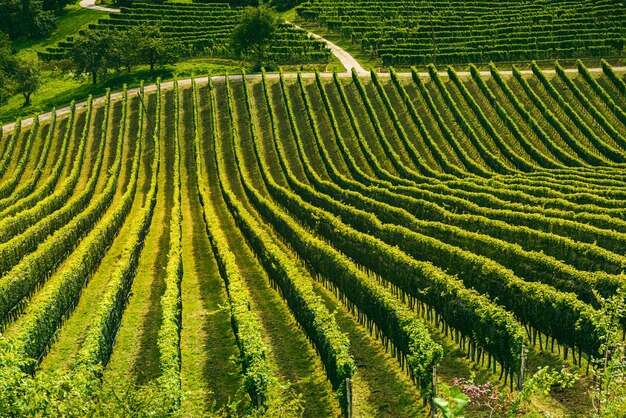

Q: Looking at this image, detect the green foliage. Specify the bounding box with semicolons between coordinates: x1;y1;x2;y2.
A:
94;378;186;418
554;61;626;153
13;59;41;105
486;62;583;166
296;0;626;66
2;62;626;418
271;0;305;12
233;71;356;412
41;0;72;11
517;366;577;404
447;367;576;417
206;76;273;408
0;334;186;417
532;61;625;163
0;118;21;179
0;335;100;417
0;33;15;104
0;113;50;205
36;2;329;67
232;3;279;69
157;80;184;413
130;25;180;71
0;33;43;106
0;33;42;105
511;64;606;165
601;59;626;96
578;60;626;129
70;27;180;84
425;65;510;173
0;103;71;219
76;82;159;373
387;67;468;176
229;69;444;402
0;71;12;105
0;114;38;199
0;99;92;326
590;289;626;417
433;385;469;418
0;0;57;39
70;29;118;84
224;0;258;6
369;69;441;177
10;88;141;369
308;71;526;377
446;65;537;172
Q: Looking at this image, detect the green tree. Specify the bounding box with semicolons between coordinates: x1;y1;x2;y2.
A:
0;0;57;39
115;28;140;72
70;29;117;84
0;71;12;104
0;32;16;104
232;3;279;69
133;25;179;71
42;0;73;11
13;59;41;105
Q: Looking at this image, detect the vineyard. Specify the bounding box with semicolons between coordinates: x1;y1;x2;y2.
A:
295;0;626;66
38;2;331;64
1;61;626;416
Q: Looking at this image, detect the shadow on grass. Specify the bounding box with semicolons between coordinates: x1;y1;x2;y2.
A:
1;68;173;124
52;69;174;109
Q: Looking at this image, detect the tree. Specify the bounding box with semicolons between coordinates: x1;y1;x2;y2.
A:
13;59;41;105
0;32;16;104
110;25;179;73
115;27;141;72
70;27;178;84
42;0;73;11
133;25;179;71
70;29;117;84
0;71;12;104
232;3;279;69
0;0;57;39
0;31;41;105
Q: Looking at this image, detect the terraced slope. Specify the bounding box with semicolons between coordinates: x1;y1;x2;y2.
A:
40;1;331;64
296;0;626;66
1;63;625;416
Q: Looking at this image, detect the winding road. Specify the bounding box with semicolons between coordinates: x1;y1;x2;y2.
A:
287;21;367;76
76;0;363;74
2;1;625;133
78;0;119;13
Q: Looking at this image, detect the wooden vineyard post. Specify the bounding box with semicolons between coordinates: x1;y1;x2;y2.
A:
518;343;526;391
346;377;353;418
430;365;437;417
